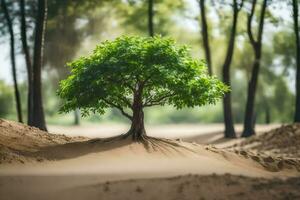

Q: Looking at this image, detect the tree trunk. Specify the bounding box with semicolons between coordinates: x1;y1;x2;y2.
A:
293;0;300;122
127;91;146;141
148;0;154;37
128;108;146;141
242;0;267;137
243;55;260;137
222;0;240;138
265;104;270;124
19;0;33;124
199;0;212;75
1;0;23;123
74;109;80;125
30;0;47;131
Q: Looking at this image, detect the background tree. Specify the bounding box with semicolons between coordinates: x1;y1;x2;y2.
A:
118;0;185;36
1;0;23;123
198;0;212;75
58;36;228;140
30;0;47;130
148;0;154;37
292;0;300;122
19;0;33;124
45;0;113;125
221;0;243;138
242;0;268;137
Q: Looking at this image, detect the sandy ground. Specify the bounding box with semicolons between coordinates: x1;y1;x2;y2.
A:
0;119;299;200
48;123;280;142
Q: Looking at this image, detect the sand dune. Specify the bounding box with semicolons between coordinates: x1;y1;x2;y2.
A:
0;119;300;200
230;123;300;158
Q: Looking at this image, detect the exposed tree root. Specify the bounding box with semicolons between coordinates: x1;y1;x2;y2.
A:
88;132;197;155
88;132;131;144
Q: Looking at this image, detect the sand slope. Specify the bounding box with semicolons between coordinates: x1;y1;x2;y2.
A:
230;123;300;158
1;119;300;200
0;119;87;164
0;119;299;176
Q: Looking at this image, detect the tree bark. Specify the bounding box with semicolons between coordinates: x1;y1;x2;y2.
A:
199;0;212;75
1;0;23;123
222;0;242;138
148;0;154;37
293;0;300;122
19;0;33;124
30;0;47;131
242;0;267;137
127;90;146;141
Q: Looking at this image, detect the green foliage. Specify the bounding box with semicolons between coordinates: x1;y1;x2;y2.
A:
58;36;228;118
0;81;13;117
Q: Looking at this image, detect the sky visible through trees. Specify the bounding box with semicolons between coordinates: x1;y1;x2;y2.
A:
0;1;292;84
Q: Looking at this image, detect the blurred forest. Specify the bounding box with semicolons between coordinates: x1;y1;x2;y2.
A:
0;0;299;136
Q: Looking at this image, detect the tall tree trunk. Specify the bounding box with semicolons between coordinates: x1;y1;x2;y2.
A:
1;0;23;123
222;0;242;138
293;0;300;122
199;0;212;75
148;0;154;37
30;0;47;131
242;0;267;137
19;0;33;124
265;104;270;124
74;109;80;125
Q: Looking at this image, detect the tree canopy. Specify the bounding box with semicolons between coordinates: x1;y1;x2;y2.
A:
59;36;227;115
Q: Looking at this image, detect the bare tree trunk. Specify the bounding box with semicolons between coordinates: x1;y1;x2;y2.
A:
74;109;80;125
222;0;243;138
148;0;154;37
293;0;300;122
265;104;270;124
198;0;212;75
1;0;23;123
30;0;47;131
19;0;33;124
242;0;267;137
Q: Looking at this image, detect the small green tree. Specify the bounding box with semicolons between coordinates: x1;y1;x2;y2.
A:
58;36;228;140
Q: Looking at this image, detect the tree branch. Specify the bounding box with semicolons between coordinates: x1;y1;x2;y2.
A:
144;92;175;107
247;0;257;47
102;99;133;120
237;0;244;11
257;0;267;44
116;95;132;108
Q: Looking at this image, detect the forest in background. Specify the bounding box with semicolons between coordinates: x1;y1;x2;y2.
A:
0;0;298;136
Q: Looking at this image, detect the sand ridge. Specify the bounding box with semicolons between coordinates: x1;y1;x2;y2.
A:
229;123;300;158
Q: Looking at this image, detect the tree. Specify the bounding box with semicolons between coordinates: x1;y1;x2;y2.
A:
58;36;228;141
1;0;23;123
221;0;243;138
148;0;154;37
30;0;47;131
118;0;185;36
242;0;268;137
19;0;33;124
198;0;212;75
292;0;300;122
